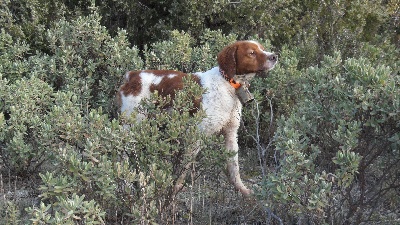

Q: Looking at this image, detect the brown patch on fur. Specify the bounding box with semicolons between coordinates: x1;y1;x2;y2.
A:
120;70;202;114
148;70;187;97
149;71;202;114
217;43;238;79
217;41;269;78
119;71;143;96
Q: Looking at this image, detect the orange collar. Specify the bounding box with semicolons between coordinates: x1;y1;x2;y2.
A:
229;78;241;89
219;69;241;89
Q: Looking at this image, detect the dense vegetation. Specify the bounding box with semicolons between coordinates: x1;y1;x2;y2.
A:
0;0;399;224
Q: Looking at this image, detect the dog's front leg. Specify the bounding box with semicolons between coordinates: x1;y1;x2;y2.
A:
223;129;252;197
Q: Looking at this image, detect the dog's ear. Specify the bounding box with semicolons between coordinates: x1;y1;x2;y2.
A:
217;43;238;79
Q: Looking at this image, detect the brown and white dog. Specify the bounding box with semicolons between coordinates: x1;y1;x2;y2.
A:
117;41;277;197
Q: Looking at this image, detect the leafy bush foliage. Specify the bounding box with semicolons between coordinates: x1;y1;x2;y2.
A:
253;49;399;223
0;1;399;224
23;77;227;224
143;29;237;72
0;29;29;82
0;12;231;224
28;194;106;225
0;76;55;175
28;11;143;116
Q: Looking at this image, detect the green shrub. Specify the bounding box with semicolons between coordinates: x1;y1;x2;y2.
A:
1;13;237;223
25;76;228;224
27;194;106;225
1;2;399;223
143;29;237;72
28;11;143;115
0;200;21;225
0;29;29;82
254;50;399;223
0;76;55;175
0;0;68;52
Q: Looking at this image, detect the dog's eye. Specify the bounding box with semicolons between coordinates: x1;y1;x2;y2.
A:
249;51;255;55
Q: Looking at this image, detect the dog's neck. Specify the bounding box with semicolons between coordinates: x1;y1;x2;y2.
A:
233;73;256;84
219;69;256;89
219;68;240;89
219;69;256;104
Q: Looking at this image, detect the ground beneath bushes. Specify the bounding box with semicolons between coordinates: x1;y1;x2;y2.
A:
0;172;42;222
169;147;273;224
173;173;271;225
3;149;399;224
0;153;272;224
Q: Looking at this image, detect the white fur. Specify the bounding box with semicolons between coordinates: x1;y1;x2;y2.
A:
195;68;248;195
121;72;165;122
195;67;241;135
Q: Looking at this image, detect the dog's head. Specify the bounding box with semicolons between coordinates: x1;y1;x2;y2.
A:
217;40;277;79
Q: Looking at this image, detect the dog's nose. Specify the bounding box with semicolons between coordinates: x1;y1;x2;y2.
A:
269;54;278;62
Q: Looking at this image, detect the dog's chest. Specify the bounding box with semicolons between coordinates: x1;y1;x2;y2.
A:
197;71;242;133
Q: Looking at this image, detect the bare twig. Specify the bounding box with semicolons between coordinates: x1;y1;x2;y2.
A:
248;96;275;178
252;101;267;177
262;95;274;157
190;163;195;225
